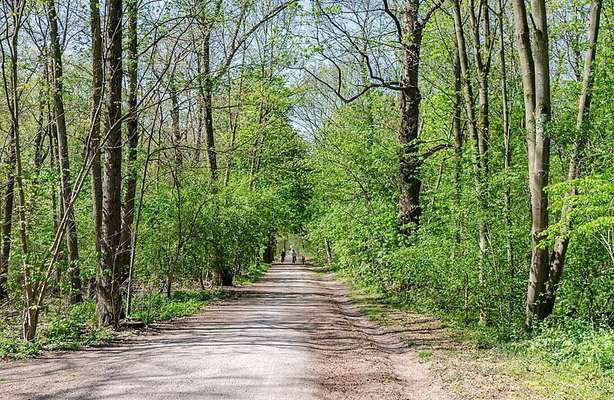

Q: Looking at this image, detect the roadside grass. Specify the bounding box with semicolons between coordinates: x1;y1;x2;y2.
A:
1;262;272;359
334;270;614;400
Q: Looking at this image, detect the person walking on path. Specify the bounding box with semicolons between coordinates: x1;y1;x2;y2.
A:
291;248;297;264
280;248;286;263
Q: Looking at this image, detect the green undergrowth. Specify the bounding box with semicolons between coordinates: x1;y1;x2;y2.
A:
130;288;228;326
234;262;270;285
331;264;613;400
1;300;112;359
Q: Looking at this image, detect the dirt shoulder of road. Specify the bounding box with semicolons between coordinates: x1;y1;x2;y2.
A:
327;270;611;400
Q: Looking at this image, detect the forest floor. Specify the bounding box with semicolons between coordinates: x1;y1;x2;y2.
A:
0;263;451;400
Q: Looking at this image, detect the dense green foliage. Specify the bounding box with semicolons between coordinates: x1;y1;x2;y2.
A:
305;9;613;369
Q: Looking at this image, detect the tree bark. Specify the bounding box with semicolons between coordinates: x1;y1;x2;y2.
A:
397;0;424;237
324;238;333;264
526;0;552;326
171;80;182;167
97;0;124;328
223;107;239;186
0;0;34;339
471;0;492;325
200;32;217;183
0;128;16;301
89;0;103;268
511;0;552;326
47;0;82;304
47;90;62;292
120;0;139;284
263;235;275;263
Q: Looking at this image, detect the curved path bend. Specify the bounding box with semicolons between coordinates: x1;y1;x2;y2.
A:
0;263;450;400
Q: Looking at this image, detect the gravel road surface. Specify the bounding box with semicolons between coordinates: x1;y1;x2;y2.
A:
0;263;450;400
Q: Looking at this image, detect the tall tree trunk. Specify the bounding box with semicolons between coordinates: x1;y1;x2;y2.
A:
471;0;492;325
28;80;47;213
195;94;203;164
397;0;424;237
120;0;139;284
0;1;27;303
511;0;552;326
223;109;239;186
475;0;493;325
89;0;103;272
97;0;124;328
544;0;602;317
168;76;183;296
170;80;182;167
201;32;217;183
47;0;82;304
525;0;552;326
0;131;16;301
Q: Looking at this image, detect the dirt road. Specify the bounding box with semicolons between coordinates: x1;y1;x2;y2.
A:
0;263;450;400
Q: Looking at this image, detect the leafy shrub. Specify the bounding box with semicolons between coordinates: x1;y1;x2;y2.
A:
132;289;227;326
45;300;111;350
234;263;270;285
0;330;42;358
1;301;110;357
516;319;614;372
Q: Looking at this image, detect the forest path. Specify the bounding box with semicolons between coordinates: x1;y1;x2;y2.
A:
0;263;450;400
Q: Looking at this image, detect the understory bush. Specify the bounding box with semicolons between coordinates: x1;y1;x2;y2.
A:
131;289;228;326
234;263;270;285
0;300;111;358
517;320;614;372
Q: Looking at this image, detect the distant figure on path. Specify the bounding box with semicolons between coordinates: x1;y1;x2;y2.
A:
280;248;286;263
291;248;297;264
